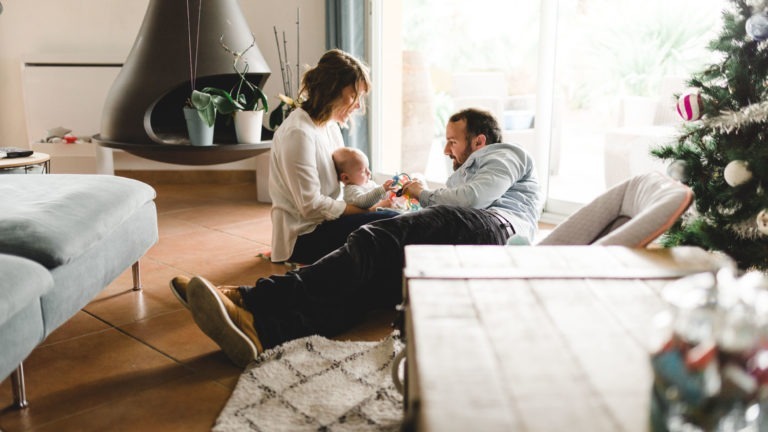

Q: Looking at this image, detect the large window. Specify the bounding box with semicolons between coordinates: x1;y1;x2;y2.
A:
369;0;722;218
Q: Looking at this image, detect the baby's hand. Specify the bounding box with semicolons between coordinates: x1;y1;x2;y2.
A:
382;179;396;191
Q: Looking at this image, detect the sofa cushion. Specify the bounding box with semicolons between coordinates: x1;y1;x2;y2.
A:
0;253;52;327
0;174;156;268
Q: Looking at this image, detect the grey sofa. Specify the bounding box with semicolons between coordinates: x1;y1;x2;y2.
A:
0;174;158;408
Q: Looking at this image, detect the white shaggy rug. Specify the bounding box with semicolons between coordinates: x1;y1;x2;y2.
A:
214;334;404;432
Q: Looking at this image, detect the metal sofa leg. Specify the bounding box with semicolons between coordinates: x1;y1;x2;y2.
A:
391;349;406;397
131;260;142;291
11;363;29;409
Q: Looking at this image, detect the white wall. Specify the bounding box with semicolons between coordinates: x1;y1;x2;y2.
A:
0;0;326;171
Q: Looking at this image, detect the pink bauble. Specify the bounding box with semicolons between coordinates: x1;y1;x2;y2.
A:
677;92;703;121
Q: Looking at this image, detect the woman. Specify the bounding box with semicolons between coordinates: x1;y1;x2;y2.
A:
268;49;397;264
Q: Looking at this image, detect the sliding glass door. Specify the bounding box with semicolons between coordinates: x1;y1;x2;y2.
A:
369;0;722;218
545;0;721;215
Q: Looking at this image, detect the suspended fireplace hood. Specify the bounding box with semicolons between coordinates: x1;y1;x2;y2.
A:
94;0;272;165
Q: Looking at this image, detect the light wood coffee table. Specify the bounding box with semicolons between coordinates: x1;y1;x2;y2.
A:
401;245;730;432
0;152;51;173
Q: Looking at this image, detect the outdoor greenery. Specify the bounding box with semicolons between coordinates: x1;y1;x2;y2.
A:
403;0;539;84
402;0;721;123
397;0;724;195
402;0;539;138
565;0;722;107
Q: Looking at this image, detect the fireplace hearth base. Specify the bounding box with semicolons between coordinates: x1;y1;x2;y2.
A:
92;135;271;166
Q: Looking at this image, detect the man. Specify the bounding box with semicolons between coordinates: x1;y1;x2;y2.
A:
171;108;544;367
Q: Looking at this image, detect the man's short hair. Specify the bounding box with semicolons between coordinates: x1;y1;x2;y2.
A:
448;108;502;145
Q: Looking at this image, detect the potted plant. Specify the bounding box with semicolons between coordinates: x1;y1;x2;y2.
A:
182;1;220;147
181;3;261;146
184;89;216;147
184;88;238;146
220;36;269;144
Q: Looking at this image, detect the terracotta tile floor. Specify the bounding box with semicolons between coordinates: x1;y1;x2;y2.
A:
0;180;395;432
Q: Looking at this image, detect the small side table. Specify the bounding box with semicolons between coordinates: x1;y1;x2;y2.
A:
0;152;51;174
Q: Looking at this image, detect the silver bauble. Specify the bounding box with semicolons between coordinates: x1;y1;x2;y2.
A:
724;160;752;187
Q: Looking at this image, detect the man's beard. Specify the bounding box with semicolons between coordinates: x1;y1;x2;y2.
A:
452;146;473;171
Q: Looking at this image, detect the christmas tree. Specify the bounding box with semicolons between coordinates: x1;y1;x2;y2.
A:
652;0;768;270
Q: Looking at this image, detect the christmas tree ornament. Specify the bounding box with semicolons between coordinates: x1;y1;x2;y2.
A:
677;91;703;121
667;160;688;182
724;160;752;186
756;210;768;235
746;12;768;41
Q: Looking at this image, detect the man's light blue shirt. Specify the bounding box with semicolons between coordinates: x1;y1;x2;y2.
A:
418;143;544;242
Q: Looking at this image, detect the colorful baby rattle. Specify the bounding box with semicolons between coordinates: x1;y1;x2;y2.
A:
387;173;422;212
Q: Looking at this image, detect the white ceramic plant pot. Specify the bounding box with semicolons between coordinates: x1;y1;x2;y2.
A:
234;110;264;144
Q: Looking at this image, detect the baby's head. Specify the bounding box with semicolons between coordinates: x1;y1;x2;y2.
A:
332;147;371;186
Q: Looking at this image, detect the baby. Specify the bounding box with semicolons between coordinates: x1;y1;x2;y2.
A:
332;147;394;209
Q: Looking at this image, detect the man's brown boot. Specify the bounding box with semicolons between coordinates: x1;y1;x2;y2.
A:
218;286;246;308
170;275;243;310
169;276;192;309
187;276;263;368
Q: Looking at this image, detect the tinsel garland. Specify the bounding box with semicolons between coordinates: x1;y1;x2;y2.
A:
728;219;762;239
683;206;761;241
701;100;768;132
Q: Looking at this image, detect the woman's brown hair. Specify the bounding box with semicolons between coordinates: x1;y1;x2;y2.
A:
299;49;371;125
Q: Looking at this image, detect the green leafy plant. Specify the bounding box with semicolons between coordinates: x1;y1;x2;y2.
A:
186;88;239;127
220;35;269;113
185;35;269;128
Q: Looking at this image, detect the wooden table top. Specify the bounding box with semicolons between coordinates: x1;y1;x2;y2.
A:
0;152;50;169
402;245;731;432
